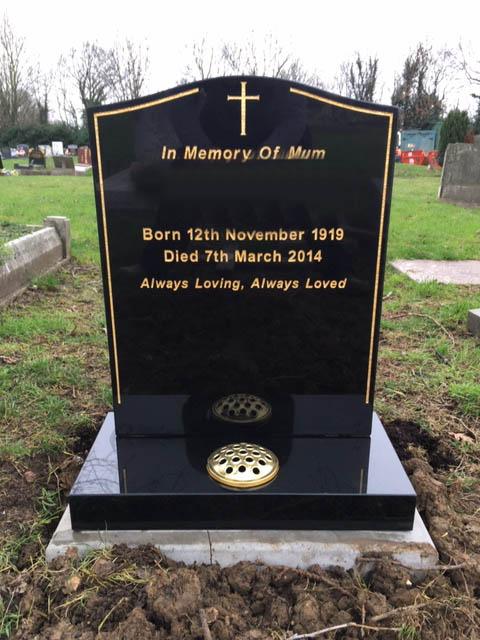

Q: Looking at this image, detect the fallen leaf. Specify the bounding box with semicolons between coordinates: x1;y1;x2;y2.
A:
465;523;480;535
64;574;81;593
92;557;115;578
0;355;19;364
58;456;83;470
203;607;219;624
65;547;79;561
450;432;474;444
24;471;37;483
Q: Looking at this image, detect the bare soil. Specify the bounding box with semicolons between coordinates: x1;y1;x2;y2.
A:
1;267;480;639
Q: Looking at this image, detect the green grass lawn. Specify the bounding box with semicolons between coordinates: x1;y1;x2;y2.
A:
0;172;96;264
390;165;480;260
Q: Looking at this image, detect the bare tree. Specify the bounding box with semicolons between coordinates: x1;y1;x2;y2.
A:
457;42;480;91
104;39;150;101
181;38;224;82
56;70;79;128
337;53;379;102
221;36;291;77
456;42;480;130
281;58;324;87
30;65;54;124
60;41;109;123
391;43;452;129
58;39;149;124
0;13;32;127
182;35;324;88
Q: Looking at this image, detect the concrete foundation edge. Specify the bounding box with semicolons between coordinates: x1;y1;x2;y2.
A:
46;506;438;574
0;217;70;306
390;259;480;285
467;309;480;337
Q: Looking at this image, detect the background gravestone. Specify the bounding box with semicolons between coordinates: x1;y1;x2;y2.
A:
52;141;64;156
39;144;53;157
16;144;29;157
78;146;92;165
439;136;480;206
29;147;46;167
53;155;75;170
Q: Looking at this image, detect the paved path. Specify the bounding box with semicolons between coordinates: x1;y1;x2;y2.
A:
392;260;480;285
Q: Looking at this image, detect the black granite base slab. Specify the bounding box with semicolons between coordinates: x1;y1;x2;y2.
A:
69;413;416;531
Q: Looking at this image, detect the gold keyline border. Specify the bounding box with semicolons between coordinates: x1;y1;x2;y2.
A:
93;87;200;404
94;84;393;406
290;87;394;403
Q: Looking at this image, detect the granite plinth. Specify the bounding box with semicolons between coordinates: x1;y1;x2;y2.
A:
68;412;416;531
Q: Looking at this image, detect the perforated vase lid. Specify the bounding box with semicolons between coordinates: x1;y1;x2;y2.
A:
206;442;279;489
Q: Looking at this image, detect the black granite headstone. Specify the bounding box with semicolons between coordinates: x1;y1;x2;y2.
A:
69;77;416;530
29;147;46;167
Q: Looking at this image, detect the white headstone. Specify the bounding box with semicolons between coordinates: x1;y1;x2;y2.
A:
52;141;64;156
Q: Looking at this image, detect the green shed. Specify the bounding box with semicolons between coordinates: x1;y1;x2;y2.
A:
400;128;440;152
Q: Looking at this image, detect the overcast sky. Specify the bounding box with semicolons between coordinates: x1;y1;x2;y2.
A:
5;0;480;113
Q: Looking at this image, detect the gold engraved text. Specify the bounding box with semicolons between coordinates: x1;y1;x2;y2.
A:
305;278;348;289
140;278;188;290
288;146;326;160
235;249;282;263
161;145;327;162
225;228;305;241
143;228;181;241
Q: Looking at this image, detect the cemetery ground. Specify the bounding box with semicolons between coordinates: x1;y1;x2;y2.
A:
0;165;479;639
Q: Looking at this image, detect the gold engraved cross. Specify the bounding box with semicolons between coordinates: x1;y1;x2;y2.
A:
227;81;260;136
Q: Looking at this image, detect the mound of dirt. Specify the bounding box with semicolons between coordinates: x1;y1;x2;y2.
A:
2;536;478;640
385;420;459;470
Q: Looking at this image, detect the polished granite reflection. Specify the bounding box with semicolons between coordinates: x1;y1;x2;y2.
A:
114;393;372;439
69;412;416;531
